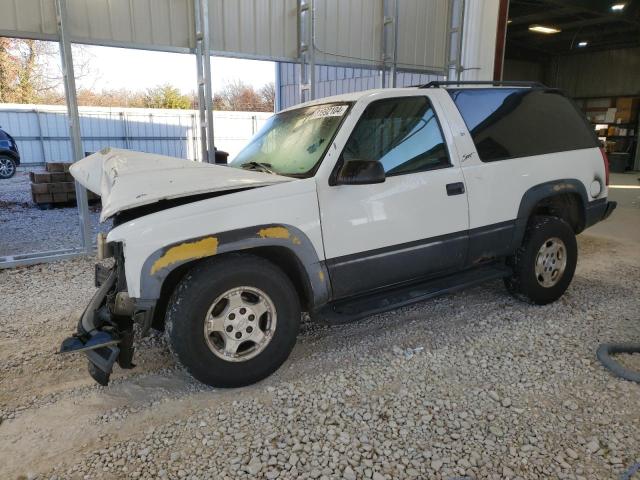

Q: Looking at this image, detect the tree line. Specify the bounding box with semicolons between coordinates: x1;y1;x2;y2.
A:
0;38;275;112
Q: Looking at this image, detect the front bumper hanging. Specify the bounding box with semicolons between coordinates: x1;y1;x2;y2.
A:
58;265;142;386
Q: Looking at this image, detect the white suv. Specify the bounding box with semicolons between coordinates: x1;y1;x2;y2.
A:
62;81;616;388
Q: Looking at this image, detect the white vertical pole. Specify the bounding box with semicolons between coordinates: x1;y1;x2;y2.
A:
201;0;216;163
298;0;315;103
308;0;316;100
55;0;91;253
194;0;208;162
390;0;399;87
274;63;282;112
194;0;215;163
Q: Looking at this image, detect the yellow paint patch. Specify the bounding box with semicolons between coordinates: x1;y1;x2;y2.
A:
151;237;218;274
258;227;291;240
318;270;325;282
291;236;301;245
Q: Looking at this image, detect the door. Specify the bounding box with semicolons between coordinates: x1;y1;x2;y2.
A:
317;95;469;299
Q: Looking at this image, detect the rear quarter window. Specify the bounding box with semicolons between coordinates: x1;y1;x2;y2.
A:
449;88;598;162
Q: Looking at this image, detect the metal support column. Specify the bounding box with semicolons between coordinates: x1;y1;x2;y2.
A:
55;0;91;254
274;63;282;112
194;0;215;163
381;0;398;88
34;109;47;163
298;0;315;103
446;0;465;81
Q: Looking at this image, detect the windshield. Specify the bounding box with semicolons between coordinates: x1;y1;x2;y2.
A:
229;103;350;177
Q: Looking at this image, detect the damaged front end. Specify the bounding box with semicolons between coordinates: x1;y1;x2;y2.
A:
59;243;153;386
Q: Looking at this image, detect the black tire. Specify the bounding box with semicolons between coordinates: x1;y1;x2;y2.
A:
0;155;16;179
504;215;577;305
165;254;301;388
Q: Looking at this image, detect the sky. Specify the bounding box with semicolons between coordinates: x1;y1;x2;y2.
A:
73;45;275;94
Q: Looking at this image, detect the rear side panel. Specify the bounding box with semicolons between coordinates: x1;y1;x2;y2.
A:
443;88;606;233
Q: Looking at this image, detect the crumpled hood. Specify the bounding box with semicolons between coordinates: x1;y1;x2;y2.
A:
70;148;293;222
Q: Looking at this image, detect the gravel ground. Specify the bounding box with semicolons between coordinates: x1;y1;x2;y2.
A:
0;169;109;257
1;233;639;480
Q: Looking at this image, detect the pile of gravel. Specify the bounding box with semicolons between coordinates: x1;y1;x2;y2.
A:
1;235;639;480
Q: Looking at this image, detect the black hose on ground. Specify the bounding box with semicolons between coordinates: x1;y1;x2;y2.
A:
596;343;640;383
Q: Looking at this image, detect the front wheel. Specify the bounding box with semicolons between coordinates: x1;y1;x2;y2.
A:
166;254;301;387
0;156;16;179
504;215;577;305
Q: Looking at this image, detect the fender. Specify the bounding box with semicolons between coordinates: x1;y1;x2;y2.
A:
137;223;331;308
512;179;588;247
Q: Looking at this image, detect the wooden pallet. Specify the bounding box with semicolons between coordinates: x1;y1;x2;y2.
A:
30;162;99;207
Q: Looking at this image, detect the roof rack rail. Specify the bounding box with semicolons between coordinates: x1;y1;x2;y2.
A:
418;80;547;89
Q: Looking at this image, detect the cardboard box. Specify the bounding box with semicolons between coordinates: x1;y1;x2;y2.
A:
616;97;640;111
586;98;614;109
615;109;638;123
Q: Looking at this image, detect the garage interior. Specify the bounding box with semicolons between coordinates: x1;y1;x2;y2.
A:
503;0;640;172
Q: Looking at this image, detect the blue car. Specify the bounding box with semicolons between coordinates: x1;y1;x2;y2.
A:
0;126;20;179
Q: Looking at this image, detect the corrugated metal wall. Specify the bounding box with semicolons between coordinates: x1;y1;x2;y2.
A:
395;0;450;71
0;105;271;164
313;0;451;71
276;63;443;109
549;47;640;98
314;0;383;68
0;0;453;70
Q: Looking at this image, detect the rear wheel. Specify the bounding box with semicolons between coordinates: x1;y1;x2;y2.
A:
166;254;301;387
504;215;577;305
0;156;16;179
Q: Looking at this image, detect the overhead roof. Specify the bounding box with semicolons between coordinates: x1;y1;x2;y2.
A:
506;0;640;59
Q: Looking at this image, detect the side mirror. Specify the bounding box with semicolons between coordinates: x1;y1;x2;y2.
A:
335;160;385;185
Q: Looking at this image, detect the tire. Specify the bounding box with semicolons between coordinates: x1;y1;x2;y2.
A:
504;215;577;305
0;155;16;179
165;253;301;388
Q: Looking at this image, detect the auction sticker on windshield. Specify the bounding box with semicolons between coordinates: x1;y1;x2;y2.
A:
308;104;348;119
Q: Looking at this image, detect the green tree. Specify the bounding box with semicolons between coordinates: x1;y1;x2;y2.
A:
143;84;192;109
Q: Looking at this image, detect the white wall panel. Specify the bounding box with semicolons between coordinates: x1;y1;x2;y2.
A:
314;0;451;72
276;62;442;110
460;0;499;81
208;0;298;60
0;104;271;164
395;0;450;71
0;0;454;70
314;0;382;67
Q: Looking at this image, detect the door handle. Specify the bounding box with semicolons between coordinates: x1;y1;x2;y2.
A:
446;182;465;196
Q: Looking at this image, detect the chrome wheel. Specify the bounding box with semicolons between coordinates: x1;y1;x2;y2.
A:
204;286;276;362
535;237;567;288
0;157;15;178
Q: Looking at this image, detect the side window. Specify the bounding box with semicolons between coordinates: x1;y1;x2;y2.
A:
449;88;598;162
342;97;450;176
